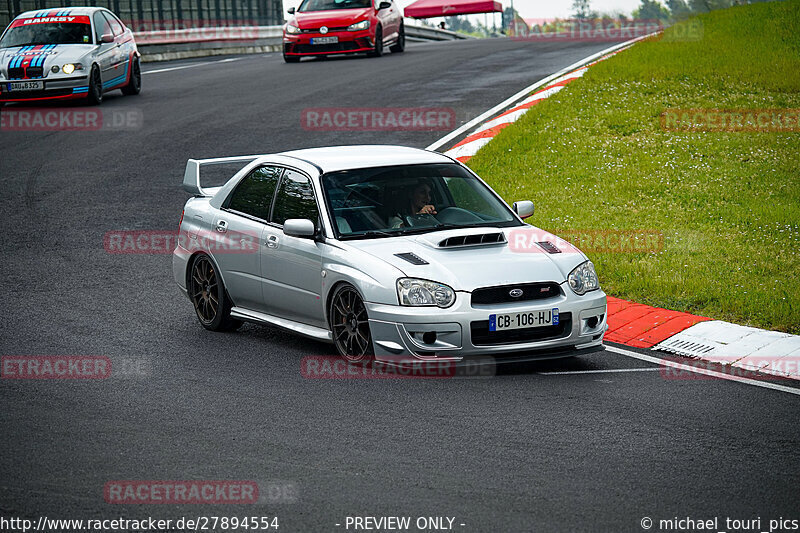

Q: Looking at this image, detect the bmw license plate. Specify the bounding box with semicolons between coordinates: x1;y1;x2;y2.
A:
8;81;43;91
489;308;559;332
311;36;338;44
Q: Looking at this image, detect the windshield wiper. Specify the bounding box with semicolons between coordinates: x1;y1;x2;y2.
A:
339;230;402;240
398;223;464;235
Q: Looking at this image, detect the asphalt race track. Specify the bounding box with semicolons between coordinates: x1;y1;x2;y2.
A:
2;38;799;532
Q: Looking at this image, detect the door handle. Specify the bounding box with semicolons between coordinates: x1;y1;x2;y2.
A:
265;235;279;248
215;220;228;233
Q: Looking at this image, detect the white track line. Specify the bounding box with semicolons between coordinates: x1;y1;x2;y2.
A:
143;57;242;75
606;345;800;396
539;367;661;375
425;34;656;152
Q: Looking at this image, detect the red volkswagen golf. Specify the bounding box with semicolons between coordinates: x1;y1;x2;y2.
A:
282;0;404;62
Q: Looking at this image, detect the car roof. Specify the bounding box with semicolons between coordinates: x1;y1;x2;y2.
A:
277;145;454;174
15;6;111;19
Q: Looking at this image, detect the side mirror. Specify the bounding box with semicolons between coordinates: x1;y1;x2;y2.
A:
283;218;316;238
378;1;391;9
512;200;534;219
100;33;114;43
287;7;296;14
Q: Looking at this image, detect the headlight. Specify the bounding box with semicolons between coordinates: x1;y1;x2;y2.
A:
61;63;83;74
285;23;301;34
397;278;455;308
347;20;370;31
568;261;600;296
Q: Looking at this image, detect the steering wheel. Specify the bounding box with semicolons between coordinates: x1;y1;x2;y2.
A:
404;213;439;227
435;207;484;225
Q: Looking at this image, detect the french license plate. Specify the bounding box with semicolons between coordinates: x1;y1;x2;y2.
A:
489;308;559;332
311;36;338;44
8;80;43;91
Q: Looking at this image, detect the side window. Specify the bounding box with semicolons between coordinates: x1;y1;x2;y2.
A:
226;166;282;221
271;170;319;227
93;12;111;41
102;12;124;36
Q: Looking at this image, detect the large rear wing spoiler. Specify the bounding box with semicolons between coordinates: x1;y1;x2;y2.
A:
183;155;263;196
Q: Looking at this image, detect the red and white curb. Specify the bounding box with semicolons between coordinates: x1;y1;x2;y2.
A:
428;35;800;385
607;297;800;380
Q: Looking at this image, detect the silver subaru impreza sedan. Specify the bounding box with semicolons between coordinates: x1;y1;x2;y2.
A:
173;145;607;364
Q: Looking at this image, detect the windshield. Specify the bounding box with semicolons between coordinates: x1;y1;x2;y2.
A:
322;163;522;239
0;18;93;47
298;0;371;12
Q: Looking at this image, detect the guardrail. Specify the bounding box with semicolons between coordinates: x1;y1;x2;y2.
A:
405;22;473;41
134;20;472;61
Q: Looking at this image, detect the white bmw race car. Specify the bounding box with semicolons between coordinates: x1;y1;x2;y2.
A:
0;6;140;105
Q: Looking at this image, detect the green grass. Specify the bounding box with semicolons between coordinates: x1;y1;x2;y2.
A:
467;0;800;333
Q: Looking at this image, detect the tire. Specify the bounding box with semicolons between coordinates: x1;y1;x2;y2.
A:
188;254;243;332
121;57;141;96
329;284;374;362
283;54;300;63
389;24;405;53
368;26;383;57
86;65;103;105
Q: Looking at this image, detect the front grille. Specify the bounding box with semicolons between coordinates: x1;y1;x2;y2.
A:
471;282;562;306
471;313;571;346
26;66;44;78
294;41;361;53
8;66;24;79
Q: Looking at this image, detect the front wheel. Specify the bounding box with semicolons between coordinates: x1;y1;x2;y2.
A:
188;254;242;332
368;26;383;57
329;284;374;362
121;57;141;95
389;25;405;53
86;65;103;105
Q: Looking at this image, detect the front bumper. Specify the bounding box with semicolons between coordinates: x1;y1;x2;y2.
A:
366;287;607;363
0;75;90;102
283;29;374;56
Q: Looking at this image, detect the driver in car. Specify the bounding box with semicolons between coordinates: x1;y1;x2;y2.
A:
388;180;438;228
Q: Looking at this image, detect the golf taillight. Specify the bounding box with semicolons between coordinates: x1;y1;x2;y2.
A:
179;209;184;229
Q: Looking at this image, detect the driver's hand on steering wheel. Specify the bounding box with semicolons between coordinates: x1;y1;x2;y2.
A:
416;204;437;215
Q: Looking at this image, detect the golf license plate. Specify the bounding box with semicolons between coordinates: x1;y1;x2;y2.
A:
8;80;43;91
311;36;338;44
489;308;559;332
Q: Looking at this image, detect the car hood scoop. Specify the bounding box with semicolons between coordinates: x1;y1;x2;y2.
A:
437;232;506;248
394;252;429;265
